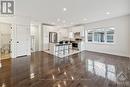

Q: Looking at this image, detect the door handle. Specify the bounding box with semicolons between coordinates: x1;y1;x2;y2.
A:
17;41;19;43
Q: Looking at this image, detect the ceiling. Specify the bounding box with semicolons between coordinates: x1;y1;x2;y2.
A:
15;0;129;26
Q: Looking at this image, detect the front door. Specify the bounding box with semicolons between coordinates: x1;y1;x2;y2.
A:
16;25;30;57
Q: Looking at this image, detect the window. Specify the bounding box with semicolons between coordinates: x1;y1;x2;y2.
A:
94;32;105;42
106;30;114;43
88;32;93;42
87;27;114;43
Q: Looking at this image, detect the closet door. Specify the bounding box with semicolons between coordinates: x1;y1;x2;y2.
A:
16;25;30;57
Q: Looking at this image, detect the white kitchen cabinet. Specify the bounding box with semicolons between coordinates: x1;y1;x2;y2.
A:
79;41;86;51
67;26;85;38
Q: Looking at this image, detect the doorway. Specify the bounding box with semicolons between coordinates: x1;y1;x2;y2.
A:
0;23;11;60
30;25;39;52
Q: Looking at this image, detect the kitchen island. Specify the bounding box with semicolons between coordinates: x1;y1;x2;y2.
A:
49;43;71;56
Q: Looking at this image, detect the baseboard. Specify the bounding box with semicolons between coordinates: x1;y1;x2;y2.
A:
85;50;129;58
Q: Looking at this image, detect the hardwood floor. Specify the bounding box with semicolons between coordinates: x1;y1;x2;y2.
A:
0;51;130;87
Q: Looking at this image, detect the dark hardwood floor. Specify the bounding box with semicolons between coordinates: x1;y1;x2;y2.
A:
0;51;130;87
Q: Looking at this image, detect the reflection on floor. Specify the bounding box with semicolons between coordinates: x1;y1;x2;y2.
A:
44;49;80;58
1;53;11;60
0;51;130;87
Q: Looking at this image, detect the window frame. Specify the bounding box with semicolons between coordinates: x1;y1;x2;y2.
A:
87;27;115;44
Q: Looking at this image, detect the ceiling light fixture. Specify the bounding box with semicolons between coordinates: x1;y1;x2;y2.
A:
106;12;110;15
63;8;67;11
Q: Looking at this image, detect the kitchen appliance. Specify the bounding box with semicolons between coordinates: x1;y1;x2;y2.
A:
72;42;79;50
49;32;58;43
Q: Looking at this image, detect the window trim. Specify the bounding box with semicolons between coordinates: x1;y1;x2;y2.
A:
87;27;115;44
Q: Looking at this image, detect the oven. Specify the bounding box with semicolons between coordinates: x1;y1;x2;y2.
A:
72;42;79;50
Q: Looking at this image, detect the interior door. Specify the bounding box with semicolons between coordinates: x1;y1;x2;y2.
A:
0;23;11;60
16;25;30;57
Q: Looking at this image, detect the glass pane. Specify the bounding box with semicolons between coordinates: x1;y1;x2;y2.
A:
88;33;93;42
107;30;114;43
94;32;105;42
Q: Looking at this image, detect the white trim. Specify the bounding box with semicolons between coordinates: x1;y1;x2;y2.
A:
87;27;115;44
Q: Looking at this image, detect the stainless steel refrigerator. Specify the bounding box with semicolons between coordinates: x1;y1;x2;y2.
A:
49;32;58;43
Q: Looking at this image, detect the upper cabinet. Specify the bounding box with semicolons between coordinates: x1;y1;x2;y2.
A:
68;26;85;38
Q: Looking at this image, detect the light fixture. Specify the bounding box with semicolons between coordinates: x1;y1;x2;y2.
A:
106;12;110;15
63;8;67;11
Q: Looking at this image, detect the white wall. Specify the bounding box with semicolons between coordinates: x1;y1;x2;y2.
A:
86;15;129;57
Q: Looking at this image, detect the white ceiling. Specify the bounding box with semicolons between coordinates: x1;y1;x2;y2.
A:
15;0;129;26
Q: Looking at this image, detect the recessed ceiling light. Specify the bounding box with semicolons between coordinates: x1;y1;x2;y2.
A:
63;8;67;11
106;12;110;15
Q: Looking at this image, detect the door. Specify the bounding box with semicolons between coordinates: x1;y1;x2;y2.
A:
0;23;11;60
30;25;39;52
16;25;30;57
